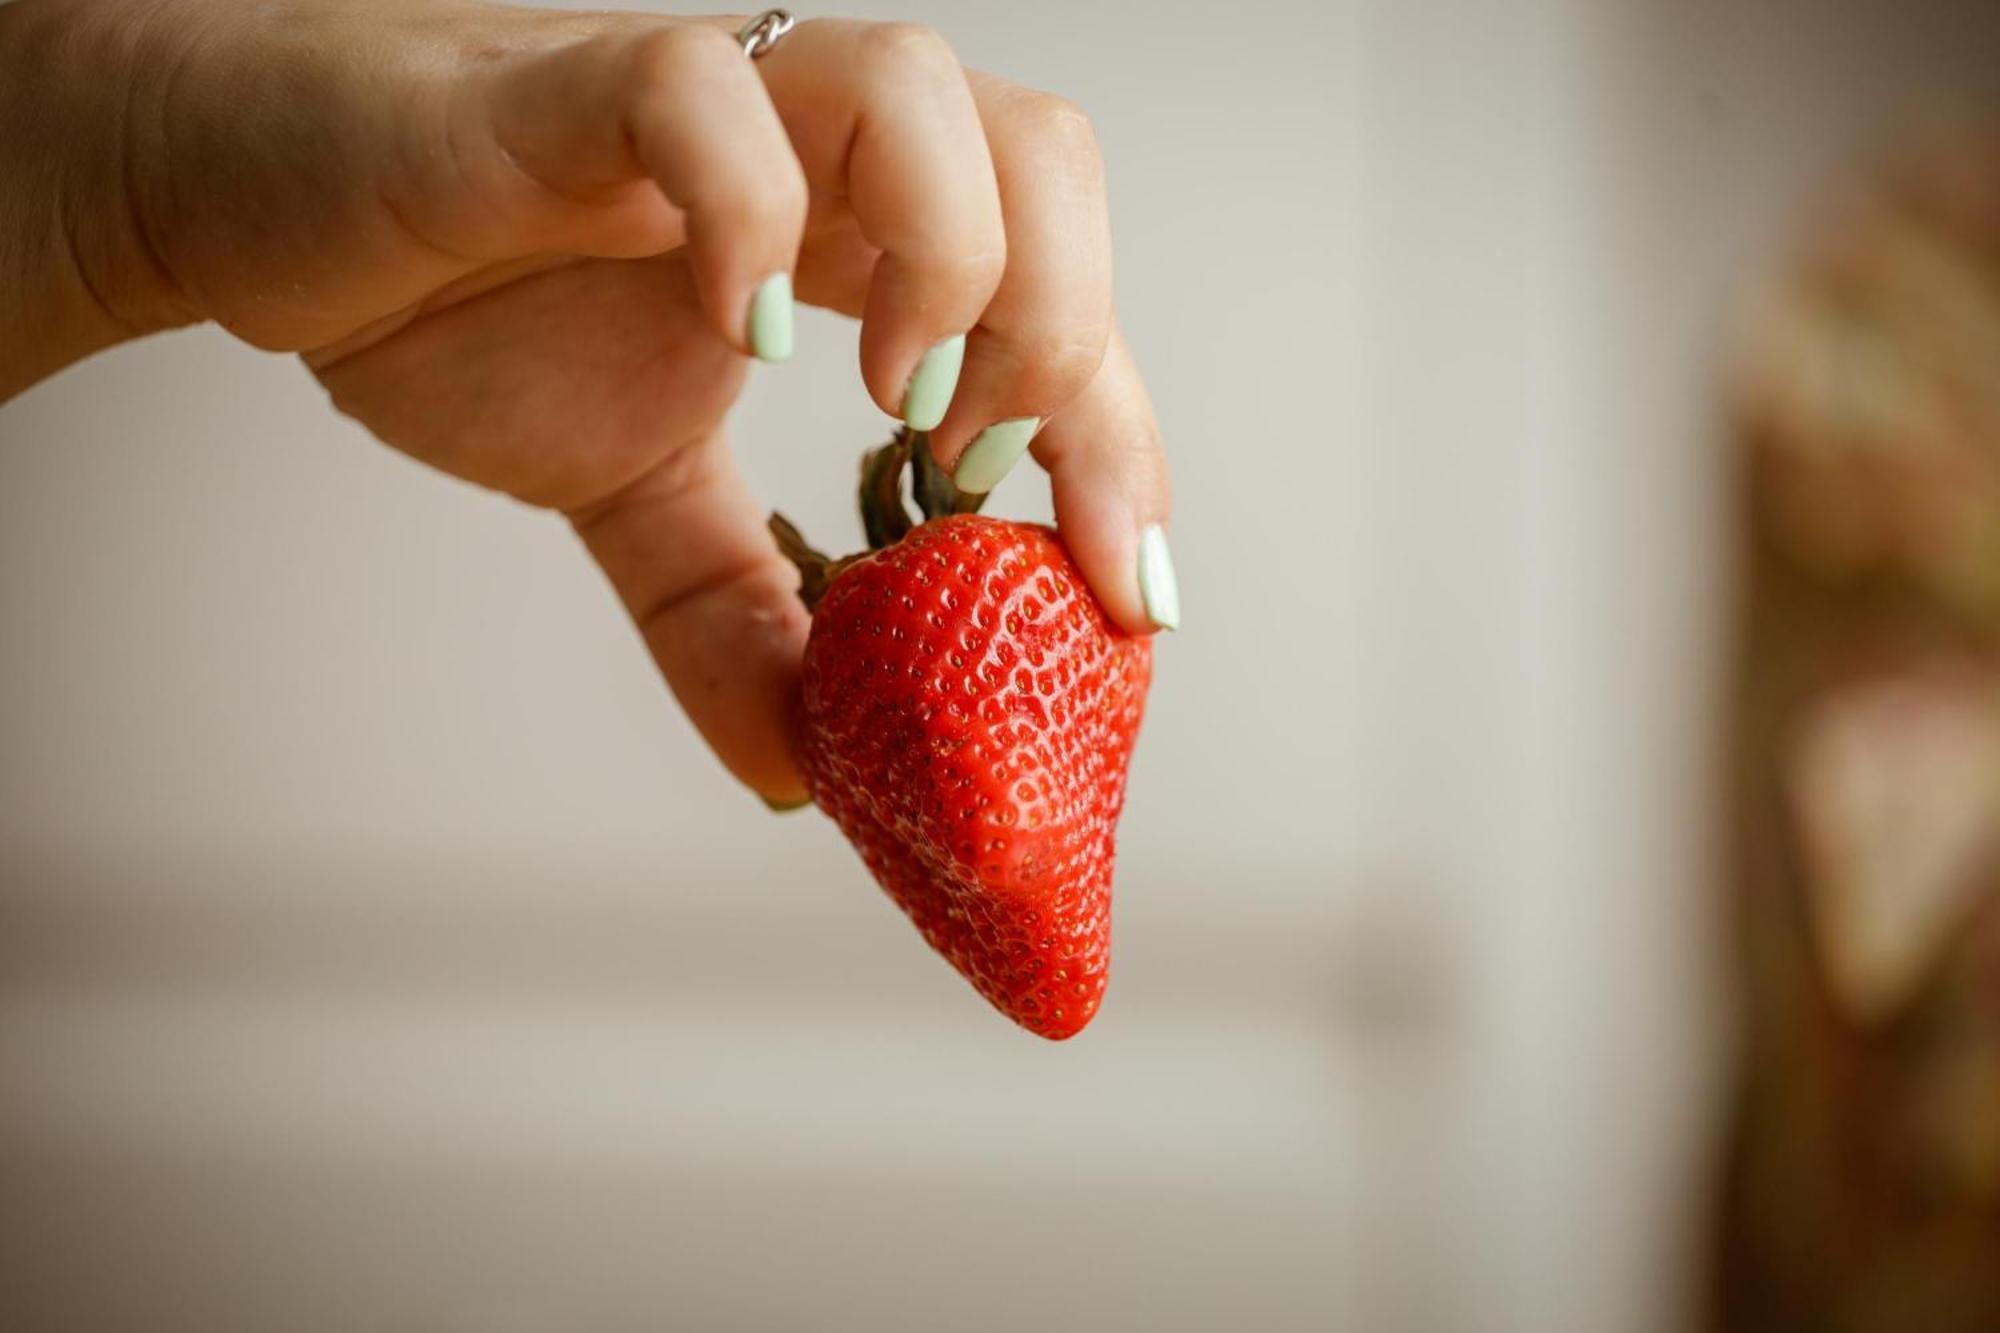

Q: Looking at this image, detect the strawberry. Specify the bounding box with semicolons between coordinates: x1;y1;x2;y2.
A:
771;432;1151;1039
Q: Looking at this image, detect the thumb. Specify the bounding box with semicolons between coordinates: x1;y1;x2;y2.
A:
568;431;812;804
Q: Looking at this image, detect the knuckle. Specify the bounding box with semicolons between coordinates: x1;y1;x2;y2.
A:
898;238;1006;300
943;245;1008;297
777;161;811;219
630;23;735;85
1117;429;1170;486
1052;324;1114;383
749;153;811;220
711;172;806;238
1015;90;1100;158
860;21;957;76
1015;327;1111;400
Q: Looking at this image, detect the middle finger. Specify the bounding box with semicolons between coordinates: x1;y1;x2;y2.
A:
925;71;1114;494
747;20;1008;424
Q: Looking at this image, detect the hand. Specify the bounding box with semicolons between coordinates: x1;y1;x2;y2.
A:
0;0;1175;803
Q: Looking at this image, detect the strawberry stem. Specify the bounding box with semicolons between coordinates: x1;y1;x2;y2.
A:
770;427;991;613
859;435;916;550
768;511;850;612
908;429;987;523
859;427;986;543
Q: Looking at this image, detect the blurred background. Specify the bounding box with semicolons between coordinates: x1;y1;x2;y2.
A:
1;0;1995;1330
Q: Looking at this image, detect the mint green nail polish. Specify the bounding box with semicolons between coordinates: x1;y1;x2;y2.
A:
1138;524;1180;631
901;333;966;432
954;416;1039;494
748;273;793;363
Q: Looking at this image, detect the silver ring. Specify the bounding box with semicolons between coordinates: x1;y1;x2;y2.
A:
736;9;796;59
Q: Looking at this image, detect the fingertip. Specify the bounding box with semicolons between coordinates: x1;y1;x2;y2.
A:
1033;329;1174;635
747;271;795;362
1047;478;1153;636
900;332;966;430
856;250;995;421
953;416;1039;493
1136;522;1181;632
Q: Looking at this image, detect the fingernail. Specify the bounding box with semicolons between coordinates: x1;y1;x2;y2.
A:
748;273;793;363
761;793;812;814
1137;524;1180;631
954;416;1039;494
901;333;966;432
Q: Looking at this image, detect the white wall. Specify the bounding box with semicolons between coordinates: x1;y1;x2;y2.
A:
2;2;1994;1330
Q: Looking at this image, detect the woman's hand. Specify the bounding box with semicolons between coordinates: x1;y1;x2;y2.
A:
0;0;1174;803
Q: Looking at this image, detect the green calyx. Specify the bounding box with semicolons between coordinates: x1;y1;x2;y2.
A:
769;427;988;613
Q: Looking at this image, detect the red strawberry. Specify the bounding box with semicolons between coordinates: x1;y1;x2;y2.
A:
772;434;1152;1039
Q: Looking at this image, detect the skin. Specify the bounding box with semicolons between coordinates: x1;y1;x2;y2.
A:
0;0;1172;804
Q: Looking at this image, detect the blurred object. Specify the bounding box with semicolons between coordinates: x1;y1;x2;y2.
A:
1720;118;2000;1333
1787;668;2000;1022
1740;119;2000;611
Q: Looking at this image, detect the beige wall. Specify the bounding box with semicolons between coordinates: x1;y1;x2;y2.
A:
2;1;1994;1330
